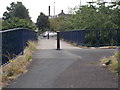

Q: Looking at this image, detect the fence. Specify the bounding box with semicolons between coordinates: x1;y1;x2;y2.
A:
1;28;37;65
60;28;120;47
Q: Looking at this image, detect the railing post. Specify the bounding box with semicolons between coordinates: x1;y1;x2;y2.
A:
57;31;60;50
96;30;100;47
82;30;85;46
116;30;120;47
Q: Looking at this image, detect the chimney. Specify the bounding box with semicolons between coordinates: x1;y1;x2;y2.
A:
48;6;50;16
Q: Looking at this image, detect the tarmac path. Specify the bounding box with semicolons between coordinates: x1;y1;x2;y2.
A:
6;37;118;88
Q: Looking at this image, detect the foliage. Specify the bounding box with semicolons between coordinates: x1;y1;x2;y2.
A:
49;18;60;31
49;1;120;31
49;17;66;31
3;2;30;20
2;2;36;30
2;17;36;30
36;12;50;32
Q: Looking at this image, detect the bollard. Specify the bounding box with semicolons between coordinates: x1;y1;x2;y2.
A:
57;31;60;50
47;33;49;39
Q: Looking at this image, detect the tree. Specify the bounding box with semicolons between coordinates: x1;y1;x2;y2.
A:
36;12;50;32
110;1;120;28
56;1;119;31
3;2;30;20
49;18;60;31
2;17;36;30
2;2;36;30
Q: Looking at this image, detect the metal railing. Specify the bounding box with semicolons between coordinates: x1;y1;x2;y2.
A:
1;28;37;65
60;28;120;47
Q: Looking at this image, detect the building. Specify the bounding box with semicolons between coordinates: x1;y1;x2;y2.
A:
58;10;67;17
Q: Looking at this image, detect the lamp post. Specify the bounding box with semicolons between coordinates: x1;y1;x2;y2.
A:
80;0;81;7
54;2;55;18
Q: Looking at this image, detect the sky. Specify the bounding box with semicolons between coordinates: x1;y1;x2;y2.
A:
0;0;113;22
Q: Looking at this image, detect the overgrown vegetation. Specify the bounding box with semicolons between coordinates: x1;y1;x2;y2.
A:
2;2;36;30
2;1;119;32
1;41;37;87
101;52;120;74
49;1;120;31
36;12;50;33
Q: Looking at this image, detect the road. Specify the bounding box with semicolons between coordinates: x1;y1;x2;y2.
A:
6;38;118;88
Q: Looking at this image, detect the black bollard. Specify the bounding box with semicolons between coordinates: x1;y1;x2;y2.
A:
57;31;60;50
47;33;49;39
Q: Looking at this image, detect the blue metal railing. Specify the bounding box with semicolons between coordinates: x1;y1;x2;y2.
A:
60;28;120;47
1;28;37;65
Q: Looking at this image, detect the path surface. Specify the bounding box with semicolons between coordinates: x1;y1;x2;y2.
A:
6;37;118;88
36;37;79;49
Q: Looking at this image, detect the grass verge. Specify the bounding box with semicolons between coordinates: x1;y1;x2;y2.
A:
1;40;37;87
100;52;120;74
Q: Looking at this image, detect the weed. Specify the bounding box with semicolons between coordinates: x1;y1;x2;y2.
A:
101;52;119;74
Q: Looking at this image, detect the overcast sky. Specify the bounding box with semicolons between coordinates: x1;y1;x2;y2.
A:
1;0;113;22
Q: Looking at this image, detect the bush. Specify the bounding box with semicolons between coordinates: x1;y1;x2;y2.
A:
2;17;36;30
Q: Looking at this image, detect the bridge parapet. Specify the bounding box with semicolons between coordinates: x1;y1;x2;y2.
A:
60;28;120;47
1;28;37;65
